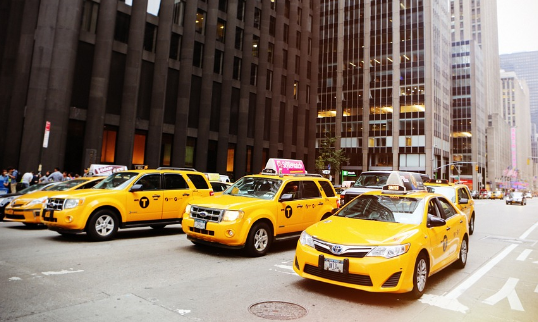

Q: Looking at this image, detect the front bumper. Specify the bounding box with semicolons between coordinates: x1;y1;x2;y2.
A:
41;208;87;231
293;242;416;293
3;208;43;224
182;216;249;248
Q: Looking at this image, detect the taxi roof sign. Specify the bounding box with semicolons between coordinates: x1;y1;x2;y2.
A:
382;184;407;194
89;164;128;176
263;158;306;175
426;179;450;185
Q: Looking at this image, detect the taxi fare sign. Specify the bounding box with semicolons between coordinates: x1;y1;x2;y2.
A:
265;158;306;175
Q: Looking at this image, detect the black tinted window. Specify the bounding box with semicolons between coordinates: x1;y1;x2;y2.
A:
187;174;209;189
135;174;161;190
77;179;102;189
164;174;188;189
318;181;336;197
302;181;321;199
437;197;457;219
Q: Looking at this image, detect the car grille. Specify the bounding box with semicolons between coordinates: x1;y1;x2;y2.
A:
312;237;374;258
190;206;224;222
382;272;402;288
189;227;215;236
304;263;373;286
5;214;25;220
46;198;65;211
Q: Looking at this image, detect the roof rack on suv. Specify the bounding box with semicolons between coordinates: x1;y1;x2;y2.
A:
156;167;198;171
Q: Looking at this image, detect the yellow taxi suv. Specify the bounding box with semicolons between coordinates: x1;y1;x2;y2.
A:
41;169;213;241
424;179;476;235
182;160;339;257
293;184;469;299
3;178;102;226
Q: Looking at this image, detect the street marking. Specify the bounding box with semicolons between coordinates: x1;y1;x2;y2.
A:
274;264;294;271
41;269;84;276
8;277;21;281
519;221;538;239
176;309;191;316
420;243;518;313
483;278;524;311
516;249;532;261
535;284;538;293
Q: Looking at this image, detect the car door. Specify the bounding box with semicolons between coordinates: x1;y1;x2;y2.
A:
186;173;212;199
436;197;465;263
299;180;324;228
162;173;190;220
128;174;163;221
456;186;473;219
277;180;305;234
425;197;449;273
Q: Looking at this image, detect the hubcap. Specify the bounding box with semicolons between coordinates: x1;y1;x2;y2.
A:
95;215;114;236
461;240;468;264
253;228;268;251
416;259;427;292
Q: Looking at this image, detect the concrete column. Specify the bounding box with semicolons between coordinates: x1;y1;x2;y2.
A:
1;0;39;168
82;0;119;169
115;0;148;167
18;0;60;172
146;0;174;168
41;0;85;171
269;0;284;158
306;0;320;172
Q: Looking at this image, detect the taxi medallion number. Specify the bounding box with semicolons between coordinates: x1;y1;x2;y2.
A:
194;219;207;230
324;258;344;273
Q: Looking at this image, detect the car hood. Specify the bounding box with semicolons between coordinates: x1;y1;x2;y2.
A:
306;216;420;245
190;194;273;210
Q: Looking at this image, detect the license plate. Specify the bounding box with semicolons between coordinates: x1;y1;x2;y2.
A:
324;258;344;273
194;219;207;230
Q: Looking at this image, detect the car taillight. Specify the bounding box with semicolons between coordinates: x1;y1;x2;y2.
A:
210;191;214;196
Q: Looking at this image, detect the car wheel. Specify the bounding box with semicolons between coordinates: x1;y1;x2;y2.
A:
454;237;468;269
87;209;118;241
409;254;428;299
469;214;475;235
245;222;272;257
150;224;167;229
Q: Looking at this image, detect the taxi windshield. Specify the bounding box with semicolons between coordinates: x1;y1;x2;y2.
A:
42;179;90;191
336;194;425;225
224;177;282;200
93;172;139;190
353;173;389;188
426;186;456;203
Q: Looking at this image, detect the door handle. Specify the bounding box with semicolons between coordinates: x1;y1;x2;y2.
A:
297;205;303;208
318;202;323;206
460;220;464;224
153;195;161;198
446;227;451;231
183;193;190;196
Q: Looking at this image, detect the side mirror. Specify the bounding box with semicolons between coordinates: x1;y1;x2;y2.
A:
459;198;468;204
130;184;143;192
279;193;294;202
427;215;446;228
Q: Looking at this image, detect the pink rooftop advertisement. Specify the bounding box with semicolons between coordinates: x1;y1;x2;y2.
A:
266;159;306;175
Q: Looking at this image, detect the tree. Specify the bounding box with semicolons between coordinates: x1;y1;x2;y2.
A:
315;136;349;185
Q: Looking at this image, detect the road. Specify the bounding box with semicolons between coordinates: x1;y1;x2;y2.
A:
1;198;537;321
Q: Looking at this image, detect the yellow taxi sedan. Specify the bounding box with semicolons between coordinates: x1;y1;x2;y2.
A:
293;184;469;298
3;178;103;226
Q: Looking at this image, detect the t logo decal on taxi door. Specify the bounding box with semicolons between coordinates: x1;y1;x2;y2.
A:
139;197;150;208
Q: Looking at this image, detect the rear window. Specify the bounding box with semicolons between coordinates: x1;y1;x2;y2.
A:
187;174;210;189
318;181;336;197
164;174;188;189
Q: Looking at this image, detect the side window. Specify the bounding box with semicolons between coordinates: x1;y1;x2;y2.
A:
459;187;470;200
281;181;300;200
164;174;188;190
437;197;457;219
78;180;101;189
427;199;441;218
301;181;321;199
318;181;336;197
187;174;210;189
135;174;161;190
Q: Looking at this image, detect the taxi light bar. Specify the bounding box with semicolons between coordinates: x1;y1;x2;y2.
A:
426;179;449;184
382;184;408;194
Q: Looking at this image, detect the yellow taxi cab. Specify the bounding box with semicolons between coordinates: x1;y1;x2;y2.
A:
182;159;339;256
293;184;469;298
41;169;213;241
424;179;476;235
3;178;103;226
491;190;504;200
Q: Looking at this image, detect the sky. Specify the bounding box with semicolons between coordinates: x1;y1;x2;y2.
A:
140;0;537;55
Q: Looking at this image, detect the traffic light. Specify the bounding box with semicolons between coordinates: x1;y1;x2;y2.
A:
475;165;479;171
450;165;454;170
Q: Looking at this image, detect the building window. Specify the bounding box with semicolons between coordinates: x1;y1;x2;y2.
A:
271;0;276;10
307;15;312;32
254;8;262;29
195;9;206;34
233;57;242;80
132;131;147;165
307;61;311;79
296;31;301;49
250;64;258;86
193;42;204;68
218;0;227;12
293;81;299;99
114;12;130;43
405;137;412;146
266;70;273;90
285;0;290;18
269;16;276;36
169;33;181;60
308;37;312;54
295;55;300;74
306;85;310;103
143;23;157;52
214;50;224;74
237;0;245;20
227;144;235;172
235;27;243;50
283;24;289;43
101;126;117;163
297;8;302;25
252;35;260;57
217;19;226;43
268;43;274;64
81;1;99;33
172;0;186;26
161;134;173;166
186;137;196;168
283;49;288;68
281;75;287;95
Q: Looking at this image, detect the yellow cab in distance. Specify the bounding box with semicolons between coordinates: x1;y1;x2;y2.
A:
293;183;469;298
3;178;103;226
182;159;339;256
41;169;213;241
424;179;476;235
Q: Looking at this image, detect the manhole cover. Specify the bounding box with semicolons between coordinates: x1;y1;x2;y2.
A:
249;301;308;320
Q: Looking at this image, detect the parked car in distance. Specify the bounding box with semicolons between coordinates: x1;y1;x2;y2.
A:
470;190;479;199
491;190;504;200
506;191;526;206
524;192;532;199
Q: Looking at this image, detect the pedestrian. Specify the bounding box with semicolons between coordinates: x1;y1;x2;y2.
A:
31;172;40;185
8;167;18;193
83;168;90;177
39;171;51;183
1;169;10;195
48;168;63;182
21;171;33;189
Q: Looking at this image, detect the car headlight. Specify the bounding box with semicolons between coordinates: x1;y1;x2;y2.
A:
64;198;84;209
222;210;244;222
0;196;14;207
27;197;48;207
299;231;315;248
366;244;410;259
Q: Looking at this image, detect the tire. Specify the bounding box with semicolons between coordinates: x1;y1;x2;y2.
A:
468;214;475;235
409;254;428;299
454;237;468;269
245;222;272;257
87;209;118;241
150;224;167;229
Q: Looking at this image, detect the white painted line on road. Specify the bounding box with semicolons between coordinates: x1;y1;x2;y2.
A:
516;249;532;261
483;278;524;311
519;221;538;240
176;309;191;316
8;277;21;281
41;269;84;276
535;284;538;293
274;264;294;271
